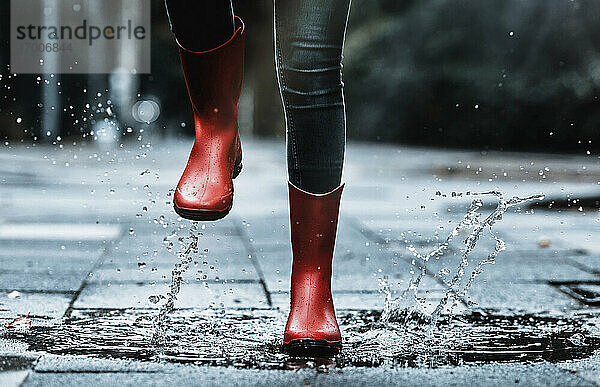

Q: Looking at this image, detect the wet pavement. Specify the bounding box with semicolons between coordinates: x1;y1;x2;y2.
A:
0;138;599;386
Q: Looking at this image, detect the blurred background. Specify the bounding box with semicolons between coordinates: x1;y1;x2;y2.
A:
1;0;599;152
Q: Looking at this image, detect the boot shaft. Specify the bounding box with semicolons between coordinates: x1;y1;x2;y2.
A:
285;182;344;345
288;182;344;281
178;16;245;120
172;17;245;220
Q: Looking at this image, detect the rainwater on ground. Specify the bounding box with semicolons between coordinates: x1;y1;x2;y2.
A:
3;190;600;370
2;308;600;369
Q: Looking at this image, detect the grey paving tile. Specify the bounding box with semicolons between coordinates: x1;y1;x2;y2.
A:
23;367;316;387
112;234;248;261
566;255;600;275
0;293;72;319
74;282;269;309
0;240;108;253
0;255;99;275
91;254;259;285
3;140;600;384
314;363;590;387
0;272;83;293
421;253;597;287
466;283;579;312
0;370;30;387
557;352;600;386
34;355;181;373
0;247;104;260
476;255;597;283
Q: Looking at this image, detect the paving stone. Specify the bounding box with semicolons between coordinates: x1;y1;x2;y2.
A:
421;252;597;288
0;253;101;275
0;272;84;293
565;255;600;275
23;367;316;387
467;283;579;312
2;141;600;385
113;234;248;261
0;293;72;319
74;282;269;309
91;255;260;285
314;363;590;387
254;245;291;292
476;254;597;283
20;362;592;387
557;352;600;386
0;240;108;254
34;355;183;373
0;370;30;387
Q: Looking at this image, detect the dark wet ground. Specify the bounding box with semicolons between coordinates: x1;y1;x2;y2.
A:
1;141;599;385
3;308;600;370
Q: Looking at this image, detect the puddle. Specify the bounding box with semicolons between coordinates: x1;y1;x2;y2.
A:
4;190;590;370
2;308;600;369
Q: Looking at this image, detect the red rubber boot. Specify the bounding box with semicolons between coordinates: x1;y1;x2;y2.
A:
173;16;245;221
283;182;344;355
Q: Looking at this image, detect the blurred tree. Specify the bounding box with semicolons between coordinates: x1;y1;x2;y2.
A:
2;0;599;152
344;0;600;152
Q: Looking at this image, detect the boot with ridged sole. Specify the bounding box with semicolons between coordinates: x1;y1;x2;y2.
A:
283;182;344;356
173;16;245;221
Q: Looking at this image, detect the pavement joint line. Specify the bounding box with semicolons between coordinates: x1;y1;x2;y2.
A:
497;248;600;289
347;216;469;308
498;249;590;256
13;370;33;387
63;231;128;318
0;354;41;387
564;257;600;277
554;284;600;306
492;279;597;285
546;280;600;285
232;217;273;307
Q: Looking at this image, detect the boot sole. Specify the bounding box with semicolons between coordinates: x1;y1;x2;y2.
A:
283;339;342;357
173;156;242;221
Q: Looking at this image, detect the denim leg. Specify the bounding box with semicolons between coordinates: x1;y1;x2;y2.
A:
274;0;351;194
164;0;235;51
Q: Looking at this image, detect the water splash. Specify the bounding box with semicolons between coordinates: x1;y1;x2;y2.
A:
6;308;599;369
151;222;200;346
382;191;545;325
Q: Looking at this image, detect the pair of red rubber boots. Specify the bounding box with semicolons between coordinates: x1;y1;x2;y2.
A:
172;18;343;354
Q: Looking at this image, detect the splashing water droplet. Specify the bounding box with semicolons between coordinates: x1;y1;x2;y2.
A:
382;191;545;325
